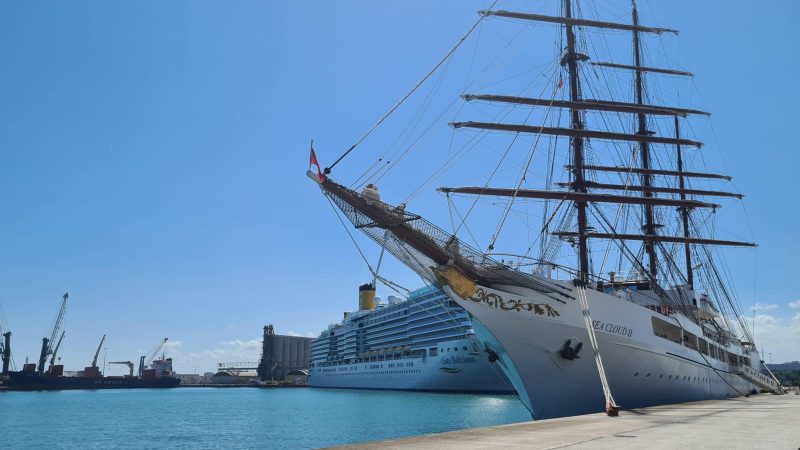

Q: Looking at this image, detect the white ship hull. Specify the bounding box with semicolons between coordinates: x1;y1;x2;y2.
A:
309;338;512;394
440;280;764;419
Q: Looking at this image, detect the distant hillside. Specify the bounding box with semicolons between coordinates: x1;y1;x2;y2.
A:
765;362;800;386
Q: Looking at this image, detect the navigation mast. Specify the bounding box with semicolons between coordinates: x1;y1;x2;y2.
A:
632;1;659;278
675;117;694;287
564;0;590;283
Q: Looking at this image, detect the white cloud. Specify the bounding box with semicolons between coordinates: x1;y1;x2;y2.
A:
754;314;777;324
203;339;262;361
753;313;800;364
285;330;316;338
788;300;800;309
752;303;779;311
158;337;263;374
163;340;183;350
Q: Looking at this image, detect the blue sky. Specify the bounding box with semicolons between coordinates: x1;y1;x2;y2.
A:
0;0;797;374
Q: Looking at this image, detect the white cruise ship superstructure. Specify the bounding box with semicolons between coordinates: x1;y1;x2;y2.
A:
308;284;512;394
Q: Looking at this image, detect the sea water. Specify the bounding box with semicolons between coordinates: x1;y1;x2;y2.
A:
0;388;530;449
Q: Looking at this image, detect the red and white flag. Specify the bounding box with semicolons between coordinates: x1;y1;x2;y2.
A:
309;142;326;182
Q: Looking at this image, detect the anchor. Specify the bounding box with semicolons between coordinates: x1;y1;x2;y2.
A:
559;338;583;361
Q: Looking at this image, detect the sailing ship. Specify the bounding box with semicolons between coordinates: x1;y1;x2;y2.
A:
307;1;782;419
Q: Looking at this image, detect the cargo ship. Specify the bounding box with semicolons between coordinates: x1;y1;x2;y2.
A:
0;294;180;391
309;284;513;394
1;356;180;391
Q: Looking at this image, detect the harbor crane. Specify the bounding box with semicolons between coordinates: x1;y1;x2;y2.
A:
1;331;9;375
37;293;69;375
138;337;168;377
0;302;11;375
48;331;66;369
90;335;106;369
109;361;134;377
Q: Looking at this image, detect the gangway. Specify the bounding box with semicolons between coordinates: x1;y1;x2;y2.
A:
733;363;783;393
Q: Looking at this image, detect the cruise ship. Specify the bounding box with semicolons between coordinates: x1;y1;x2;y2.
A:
308;284;512;394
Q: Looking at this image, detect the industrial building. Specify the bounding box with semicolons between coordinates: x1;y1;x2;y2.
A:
285;369;309;386
256;325;312;381
213;362;259;384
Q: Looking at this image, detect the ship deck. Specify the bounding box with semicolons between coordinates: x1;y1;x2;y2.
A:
336;393;800;449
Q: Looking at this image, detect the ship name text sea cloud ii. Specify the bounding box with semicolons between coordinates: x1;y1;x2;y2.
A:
308;0;782;420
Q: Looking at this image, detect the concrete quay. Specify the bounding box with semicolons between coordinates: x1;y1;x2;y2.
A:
340;394;800;449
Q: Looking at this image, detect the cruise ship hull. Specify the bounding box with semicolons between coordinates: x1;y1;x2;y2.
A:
439;281;762;419
310;338;512;394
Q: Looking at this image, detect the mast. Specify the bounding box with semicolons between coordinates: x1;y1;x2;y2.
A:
564;0;590;283
675;116;694;287
633;1;659;279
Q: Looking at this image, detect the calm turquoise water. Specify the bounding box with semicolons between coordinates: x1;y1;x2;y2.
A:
0;387;530;449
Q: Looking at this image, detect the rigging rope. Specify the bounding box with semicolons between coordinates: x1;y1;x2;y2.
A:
588;203;749;397
372;231;389;288
324;0;499;174
486;76;561;253
452;63;560;240
575;282;620;416
324;194;408;296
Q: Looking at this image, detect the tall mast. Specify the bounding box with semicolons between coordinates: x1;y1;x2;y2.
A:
632;1;659;279
564;0;590;283
675;116;694;287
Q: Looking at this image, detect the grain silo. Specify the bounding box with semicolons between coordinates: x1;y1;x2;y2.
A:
257;324;312;381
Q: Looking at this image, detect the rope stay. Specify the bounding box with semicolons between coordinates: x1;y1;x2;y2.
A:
588;203;750;397
371;231;389;287
324;193;409;296
575;282;620;416
325;0;499;174
486;76;561;253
